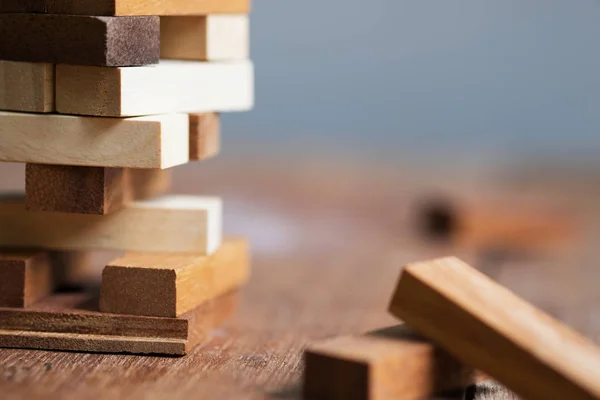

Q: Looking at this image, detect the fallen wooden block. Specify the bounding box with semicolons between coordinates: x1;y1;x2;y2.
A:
0;0;250;16
0;111;189;169
0;290;238;355
389;257;600;400
100;238;249;317
56;60;254;117
189;113;221;161
0;61;54;113
304;324;481;400
161;15;249;61
0;14;159;67
0;194;222;254
0;251;52;308
26;165;171;215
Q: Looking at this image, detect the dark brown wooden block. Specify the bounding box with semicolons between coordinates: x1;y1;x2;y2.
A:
0;14;159;67
0;250;52;308
25;165;171;215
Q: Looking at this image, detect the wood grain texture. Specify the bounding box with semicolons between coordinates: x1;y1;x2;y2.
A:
0;291;238;356
26;165;171;215
0;0;250;15
161;15;249;61
304;324;479;400
0;61;54;113
0;14;159;67
0;194;222;254
388;257;600;400
0;251;52;308
56;60;254;117
100;238;249;317
0;111;189;169
189;113;221;161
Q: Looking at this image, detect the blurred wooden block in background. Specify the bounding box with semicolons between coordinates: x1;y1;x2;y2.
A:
0;251;52;308
388;257;600;400
0;0;250;16
304;324;480;400
0;14;159;67
26;165;171;215
100;238;249;317
0;112;189;169
0;194;222;254
189;113;220;161
56;60;254;117
161;15;249;61
0;61;54;113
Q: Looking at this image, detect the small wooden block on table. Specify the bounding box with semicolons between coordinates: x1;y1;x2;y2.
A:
0;61;54;113
388;257;600;400
189;113;221;161
100;238;249;317
0;14;159;67
304;324;480;400
26;165;171;215
0;251;52;308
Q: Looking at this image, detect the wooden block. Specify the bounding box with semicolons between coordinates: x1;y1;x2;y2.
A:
304;324;480;400
189;113;221;161
0;194;222;254
100;238;249;317
388;257;600;400
26;165;172;215
161;15;249;61
0;0;250;15
0;290;238;355
0;14;159;67
56;60;254;117
0;251;52;308
0;61;54;113
0;111;189;169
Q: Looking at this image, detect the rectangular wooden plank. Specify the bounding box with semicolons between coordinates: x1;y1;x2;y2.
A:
26;165;172;215
0;14;159;67
189;113;220;161
0;61;54;113
388;257;600;400
0;0;250;15
0;193;222;254
161;15;249;61
100;238;250;317
0;251;52;308
0;291;238;355
304;324;480;400
56;60;254;117
0;111;189;169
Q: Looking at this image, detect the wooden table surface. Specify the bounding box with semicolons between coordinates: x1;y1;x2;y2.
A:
0;159;597;400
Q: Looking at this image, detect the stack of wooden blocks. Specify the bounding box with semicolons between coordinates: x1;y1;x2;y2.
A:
0;0;252;356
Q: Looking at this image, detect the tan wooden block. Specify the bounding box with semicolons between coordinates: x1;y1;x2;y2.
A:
189;113;220;161
0;193;222;254
0;251;52;308
161;15;249;61
26;165;171;215
0;111;189;168
100;238;249;317
388;257;600;400
0;61;54;113
304;324;480;400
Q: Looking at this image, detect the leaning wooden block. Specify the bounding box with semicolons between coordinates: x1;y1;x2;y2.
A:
0;112;189;169
0;61;54;113
189;113;221;161
0;194;222;254
304;324;479;400
0;14;159;67
56;60;254;117
389;257;600;400
0;251;52;308
100;238;249;317
161;15;249;61
26;165;171;215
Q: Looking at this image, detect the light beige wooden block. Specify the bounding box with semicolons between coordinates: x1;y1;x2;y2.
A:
0;61;54;113
0;194;222;254
56;60;254;117
0;111;189;168
161;15;249;61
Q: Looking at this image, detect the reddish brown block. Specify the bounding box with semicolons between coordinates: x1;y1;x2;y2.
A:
0;251;52;308
189;113;221;161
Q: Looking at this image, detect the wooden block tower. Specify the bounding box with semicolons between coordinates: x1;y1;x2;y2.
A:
0;0;253;356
